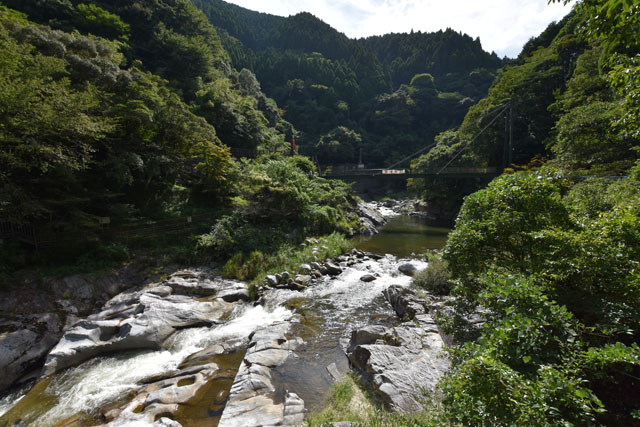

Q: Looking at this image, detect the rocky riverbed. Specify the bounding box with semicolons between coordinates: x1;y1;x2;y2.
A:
0;200;451;426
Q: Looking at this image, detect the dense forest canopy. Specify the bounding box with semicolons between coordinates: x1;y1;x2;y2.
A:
192;0;506;167
429;0;640;424
0;0;356;276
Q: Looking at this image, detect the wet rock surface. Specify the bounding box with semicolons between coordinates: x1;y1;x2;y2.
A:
42;270;248;376
348;287;449;413
0;265;167;393
218;322;304;427
357;201;387;227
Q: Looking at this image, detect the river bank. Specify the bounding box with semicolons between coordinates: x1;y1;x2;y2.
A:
0;201;451;426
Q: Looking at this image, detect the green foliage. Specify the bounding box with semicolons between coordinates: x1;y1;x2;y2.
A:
191;0;504;168
315;126;362;164
216;232;351;283
441;353;602;426
75;3;130;41
440;170;640;424
444;171;570;278
412;253;453;296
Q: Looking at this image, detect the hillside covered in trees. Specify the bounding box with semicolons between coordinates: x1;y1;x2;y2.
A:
406;1;640;424
193;0;505;167
0;0;358;278
408;5;640;217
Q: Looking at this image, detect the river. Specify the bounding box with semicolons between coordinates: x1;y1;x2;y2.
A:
0;212;449;426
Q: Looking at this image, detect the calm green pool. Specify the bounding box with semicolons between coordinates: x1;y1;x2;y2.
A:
353;215;450;257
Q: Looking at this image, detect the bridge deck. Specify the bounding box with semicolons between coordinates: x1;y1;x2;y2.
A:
324;167;499;179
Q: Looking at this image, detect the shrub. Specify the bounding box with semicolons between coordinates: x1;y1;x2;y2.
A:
412;253;453;295
440;170;640;424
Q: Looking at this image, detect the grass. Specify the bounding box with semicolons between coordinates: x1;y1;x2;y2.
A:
221;232;352;285
306;374;449;426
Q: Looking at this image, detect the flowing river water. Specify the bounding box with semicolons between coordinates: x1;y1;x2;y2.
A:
0;213;449;426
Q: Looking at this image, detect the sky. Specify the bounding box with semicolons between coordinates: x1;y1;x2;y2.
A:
223;0;574;58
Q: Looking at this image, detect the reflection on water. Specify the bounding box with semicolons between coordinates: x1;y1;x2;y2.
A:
353;215;450;257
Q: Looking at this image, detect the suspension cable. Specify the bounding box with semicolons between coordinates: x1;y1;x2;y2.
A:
436;103;510;174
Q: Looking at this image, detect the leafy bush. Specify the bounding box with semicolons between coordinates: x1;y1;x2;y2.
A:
444;170;571;279
220;232;351;283
440;170;640;424
412;253;453;295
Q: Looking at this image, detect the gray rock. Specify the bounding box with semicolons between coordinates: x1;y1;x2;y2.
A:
300;264;312;273
165;273;245;299
154;418;183;427
347;325;389;353
283;392;305;426
348;289;449;413
0;313;61;390
42;288;236;376
108;364;218;426
146;285;173;298
310;262;322;271
62;275;94;300
383;286;427;321
215;281;250;303
325;263;342;276
349;340;448;412
366;253;383;260
398;263;420;277
360;274;377;283
265;275;278;287
357;201;386;226
326;362;343;382
219;323;302;427
295;275;312;286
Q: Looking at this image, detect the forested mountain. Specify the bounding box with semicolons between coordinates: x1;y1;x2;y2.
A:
193;0;505;166
424;2;640;424
409;7;639;214
0;0;357;276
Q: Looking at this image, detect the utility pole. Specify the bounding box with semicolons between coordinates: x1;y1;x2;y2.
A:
509;100;514;167
504;103;509;171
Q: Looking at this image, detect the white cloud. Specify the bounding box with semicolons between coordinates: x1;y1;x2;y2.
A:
222;0;573;57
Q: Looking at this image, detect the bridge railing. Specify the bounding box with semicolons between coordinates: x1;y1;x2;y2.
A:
324;167;499;177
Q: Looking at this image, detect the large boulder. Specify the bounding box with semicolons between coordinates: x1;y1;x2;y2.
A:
0;313;62;390
325;262;343;276
348;287;448;413
42;271;247;377
398;263;420;277
348;316;448;412
218;322;303;427
357;201;386;227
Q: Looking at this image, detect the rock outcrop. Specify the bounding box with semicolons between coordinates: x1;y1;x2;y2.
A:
218;322;304;427
42;271;249;376
347;287;448;412
0;313;62;390
357;201;387;228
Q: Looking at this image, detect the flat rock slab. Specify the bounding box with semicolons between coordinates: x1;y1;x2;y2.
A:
219;322;304;427
42;270;245;377
349;330;448;412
